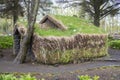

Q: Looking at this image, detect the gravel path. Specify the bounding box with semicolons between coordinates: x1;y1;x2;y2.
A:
108;48;120;60
0;61;120;73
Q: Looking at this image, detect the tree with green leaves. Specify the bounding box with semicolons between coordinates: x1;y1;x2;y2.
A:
0;0;24;25
0;0;24;55
81;0;120;27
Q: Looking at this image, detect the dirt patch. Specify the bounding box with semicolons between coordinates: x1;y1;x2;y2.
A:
0;48;15;61
34;67;120;80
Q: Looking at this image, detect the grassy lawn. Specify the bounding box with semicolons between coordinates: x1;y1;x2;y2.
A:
35;15;106;36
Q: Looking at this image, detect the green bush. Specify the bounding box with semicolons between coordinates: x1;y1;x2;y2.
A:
109;40;120;49
0;36;13;49
19;74;37;80
78;75;100;80
0;74;37;80
0;74;100;80
0;74;17;80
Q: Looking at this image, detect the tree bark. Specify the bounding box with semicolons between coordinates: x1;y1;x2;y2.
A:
93;0;100;27
13;0;19;55
13;14;19;55
13;0;40;64
94;15;100;27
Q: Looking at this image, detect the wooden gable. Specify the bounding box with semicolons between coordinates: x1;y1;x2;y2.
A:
39;15;67;30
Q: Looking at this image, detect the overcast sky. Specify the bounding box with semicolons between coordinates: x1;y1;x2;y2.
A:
116;0;120;3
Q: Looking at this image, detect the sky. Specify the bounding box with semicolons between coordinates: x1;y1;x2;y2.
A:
116;0;120;3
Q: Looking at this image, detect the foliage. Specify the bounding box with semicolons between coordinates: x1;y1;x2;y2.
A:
78;75;100;80
19;74;37;80
60;51;72;63
0;36;13;49
0;74;17;80
0;74;37;80
109;40;120;49
35;15;106;36
0;0;24;20
0;18;12;34
81;0;120;27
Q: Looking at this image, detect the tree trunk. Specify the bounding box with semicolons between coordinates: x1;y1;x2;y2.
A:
13;13;18;25
13;33;31;63
13;0;40;64
13;14;19;55
93;1;100;27
13;0;19;55
94;16;100;27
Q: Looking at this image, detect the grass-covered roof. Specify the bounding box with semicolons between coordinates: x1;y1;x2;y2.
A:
35;15;106;36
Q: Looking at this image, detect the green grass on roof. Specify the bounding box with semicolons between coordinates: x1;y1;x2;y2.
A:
35;15;106;36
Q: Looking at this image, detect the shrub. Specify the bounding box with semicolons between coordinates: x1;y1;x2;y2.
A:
19;74;37;80
0;36;13;49
109;40;120;49
78;75;100;80
0;74;37;80
0;74;17;80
